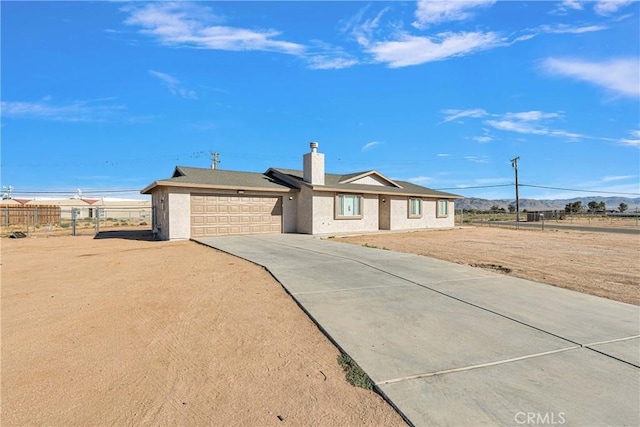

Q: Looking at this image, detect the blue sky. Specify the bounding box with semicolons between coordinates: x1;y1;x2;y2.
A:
2;0;639;200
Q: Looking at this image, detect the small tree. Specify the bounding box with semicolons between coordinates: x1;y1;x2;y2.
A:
588;201;598;213
619;202;628;213
597;201;606;212
508;205;515;213
571;201;583;213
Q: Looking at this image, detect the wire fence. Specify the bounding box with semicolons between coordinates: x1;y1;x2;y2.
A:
2;206;153;237
456;209;640;229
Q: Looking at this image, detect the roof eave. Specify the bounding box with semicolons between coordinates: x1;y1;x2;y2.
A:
339;170;403;188
141;180;295;194
308;185;463;198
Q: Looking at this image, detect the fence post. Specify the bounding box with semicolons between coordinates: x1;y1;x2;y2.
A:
95;208;100;235
4;206;8;227
71;208;77;236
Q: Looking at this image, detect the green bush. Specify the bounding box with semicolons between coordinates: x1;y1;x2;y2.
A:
337;353;374;390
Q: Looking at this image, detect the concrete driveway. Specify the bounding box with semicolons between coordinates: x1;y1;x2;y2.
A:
195;234;640;426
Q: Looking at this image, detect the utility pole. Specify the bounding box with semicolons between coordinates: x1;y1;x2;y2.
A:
211;151;219;170
511;156;520;229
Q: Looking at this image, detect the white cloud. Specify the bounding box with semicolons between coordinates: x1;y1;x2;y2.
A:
441;108;488;123
602;175;637;182
551;0;584;14
561;0;584;10
1;98;125;122
437;153;450;157
465;156;490;164
542;57;640;97
594;0;634;15
504;111;562;121
307;55;358;70
149;70;196;99
409;176;432;184
413;0;496;28
473;136;493;143
306;42;359;70
485;119;544;135
539;24;608;34
485;111;583;140
619;129;640;147
124;2;305;55
362;141;382;151
367;31;501;68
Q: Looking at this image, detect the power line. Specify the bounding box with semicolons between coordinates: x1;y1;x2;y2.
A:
519;184;640;196
10;189;141;194
434;184;513;190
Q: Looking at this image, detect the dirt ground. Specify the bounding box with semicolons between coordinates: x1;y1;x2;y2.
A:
337;225;640;306
1;233;405;426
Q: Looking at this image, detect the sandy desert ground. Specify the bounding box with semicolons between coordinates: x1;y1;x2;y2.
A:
2;224;638;426
1;233;405;426
337;225;639;306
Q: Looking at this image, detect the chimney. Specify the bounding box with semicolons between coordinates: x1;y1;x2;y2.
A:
303;141;324;185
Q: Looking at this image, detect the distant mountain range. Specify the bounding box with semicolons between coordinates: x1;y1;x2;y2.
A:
455;196;640;212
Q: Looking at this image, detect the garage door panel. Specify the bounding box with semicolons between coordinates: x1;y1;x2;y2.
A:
191;194;282;237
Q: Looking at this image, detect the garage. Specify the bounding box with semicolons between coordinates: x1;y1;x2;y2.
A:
190;194;282;237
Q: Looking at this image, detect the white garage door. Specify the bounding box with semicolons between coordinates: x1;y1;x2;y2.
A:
191;194;282;237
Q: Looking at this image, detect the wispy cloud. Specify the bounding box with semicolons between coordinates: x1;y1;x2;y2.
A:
149;70;196;99
413;0;496;29
619;130;640;147
542;57;640;98
538;24;608;34
1;97;125;122
602;175;637;182
124;2;305;55
409;176;432;184
465;156;490;164
504;111;562;121
594;0;634;16
473;136;493;143
440;108;488;123
551;0;584;15
306;42;358;70
445;108;638;148
485;110;582;140
365;31;502;68
553;0;633;16
362;141;382;151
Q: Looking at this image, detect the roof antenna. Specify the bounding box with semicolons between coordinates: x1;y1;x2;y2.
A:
211;151;219;170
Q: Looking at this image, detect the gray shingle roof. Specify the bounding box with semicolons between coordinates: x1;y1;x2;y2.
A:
140;166;294;194
268;168;462;198
142;166;461;199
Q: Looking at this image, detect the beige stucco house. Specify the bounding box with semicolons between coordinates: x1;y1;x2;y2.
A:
141;143;462;240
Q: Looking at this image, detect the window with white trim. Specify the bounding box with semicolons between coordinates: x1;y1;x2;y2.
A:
336;194;362;218
437;199;449;217
408;197;422;218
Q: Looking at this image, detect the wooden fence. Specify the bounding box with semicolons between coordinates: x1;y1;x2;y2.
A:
2;205;61;227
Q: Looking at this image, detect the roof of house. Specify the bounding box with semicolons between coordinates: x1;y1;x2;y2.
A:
268;168;462;198
141;166;462;199
140;166;294;194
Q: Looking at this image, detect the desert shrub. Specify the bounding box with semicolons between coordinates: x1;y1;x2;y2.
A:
337;353;374;390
